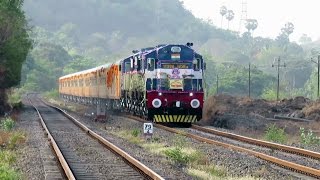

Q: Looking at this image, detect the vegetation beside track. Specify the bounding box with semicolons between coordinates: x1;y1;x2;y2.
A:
0;117;26;180
111;129;259;179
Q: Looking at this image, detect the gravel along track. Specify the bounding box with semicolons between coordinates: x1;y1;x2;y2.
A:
182;127;320;178
53;102;311;180
15;98;65;180
186;126;320;169
30;98;147;180
59;110;194;179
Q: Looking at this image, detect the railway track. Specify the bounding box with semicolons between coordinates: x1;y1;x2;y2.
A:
126;115;320;178
28;95;164;180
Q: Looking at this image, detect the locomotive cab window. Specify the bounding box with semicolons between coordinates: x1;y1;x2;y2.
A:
193;58;201;71
125;62;131;72
147;58;155;71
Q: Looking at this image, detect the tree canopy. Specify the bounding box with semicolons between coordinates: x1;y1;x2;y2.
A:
0;0;32;114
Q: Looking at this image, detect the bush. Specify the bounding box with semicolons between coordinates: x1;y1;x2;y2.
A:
7;89;23;109
264;124;287;143
300;128;320;145
0;150;20;180
0;164;20;180
131;128;140;137
0;118;15;131
164;147;191;165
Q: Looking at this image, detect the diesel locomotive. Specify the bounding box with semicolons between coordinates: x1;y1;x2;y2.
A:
59;43;206;123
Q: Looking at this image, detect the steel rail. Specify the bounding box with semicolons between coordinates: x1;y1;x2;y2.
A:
126;115;320;178
191;125;320;160
47;104;164;180
28;98;76;180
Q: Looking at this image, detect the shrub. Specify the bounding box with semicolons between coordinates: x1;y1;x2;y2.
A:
0;164;20;180
0;118;15;131
264;124;287;143
7;89;23;109
300;128;320;145
164;147;191;165
131;128;140;137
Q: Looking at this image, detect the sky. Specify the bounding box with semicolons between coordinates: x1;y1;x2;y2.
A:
180;0;319;42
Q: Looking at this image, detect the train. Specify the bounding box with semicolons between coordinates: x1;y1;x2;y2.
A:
59;43;206;124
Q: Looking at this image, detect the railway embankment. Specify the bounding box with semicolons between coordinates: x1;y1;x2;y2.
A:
203;95;320;141
7;94;320;179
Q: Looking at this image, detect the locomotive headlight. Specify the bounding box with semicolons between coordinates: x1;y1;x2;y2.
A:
158;92;163;96
152;98;162;108
190;99;200;108
189;92;193;96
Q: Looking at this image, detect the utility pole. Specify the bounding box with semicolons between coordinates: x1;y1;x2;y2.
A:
272;56;286;101
248;63;251;98
311;55;320;98
239;0;248;33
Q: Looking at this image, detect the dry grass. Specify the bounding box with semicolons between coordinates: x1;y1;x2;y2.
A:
302;101;320;120
0;131;11;146
203;95;228;123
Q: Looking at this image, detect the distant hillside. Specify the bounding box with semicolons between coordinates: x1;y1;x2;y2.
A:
23;0;231;46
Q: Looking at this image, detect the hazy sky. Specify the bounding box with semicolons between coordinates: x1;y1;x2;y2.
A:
181;0;318;42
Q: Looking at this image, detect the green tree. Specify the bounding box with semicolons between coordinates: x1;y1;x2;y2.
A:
0;0;32;115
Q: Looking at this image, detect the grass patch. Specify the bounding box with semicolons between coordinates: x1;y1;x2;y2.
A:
0;118;15;131
188;165;227;179
131;128;140;137
264;124;287;143
0;132;23;180
7;132;26;150
114;130;143;144
0;164;21;180
300;128;320;145
164;147;191;165
0;150;16;165
43;89;59;99
111;129;254;179
0;131;11;147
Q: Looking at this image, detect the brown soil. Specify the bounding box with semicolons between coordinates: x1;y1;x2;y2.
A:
201;94;320;139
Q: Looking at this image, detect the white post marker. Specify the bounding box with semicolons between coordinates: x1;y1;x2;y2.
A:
143;123;153;139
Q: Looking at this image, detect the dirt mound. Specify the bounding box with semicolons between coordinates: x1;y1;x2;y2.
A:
202;94;313;131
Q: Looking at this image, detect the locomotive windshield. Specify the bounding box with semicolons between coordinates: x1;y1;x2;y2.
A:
146;78;203;91
158;45;194;60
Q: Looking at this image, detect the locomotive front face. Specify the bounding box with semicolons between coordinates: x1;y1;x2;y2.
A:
145;45;205;123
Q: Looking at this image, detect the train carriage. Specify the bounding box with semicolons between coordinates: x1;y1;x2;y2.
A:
59;43;206;124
